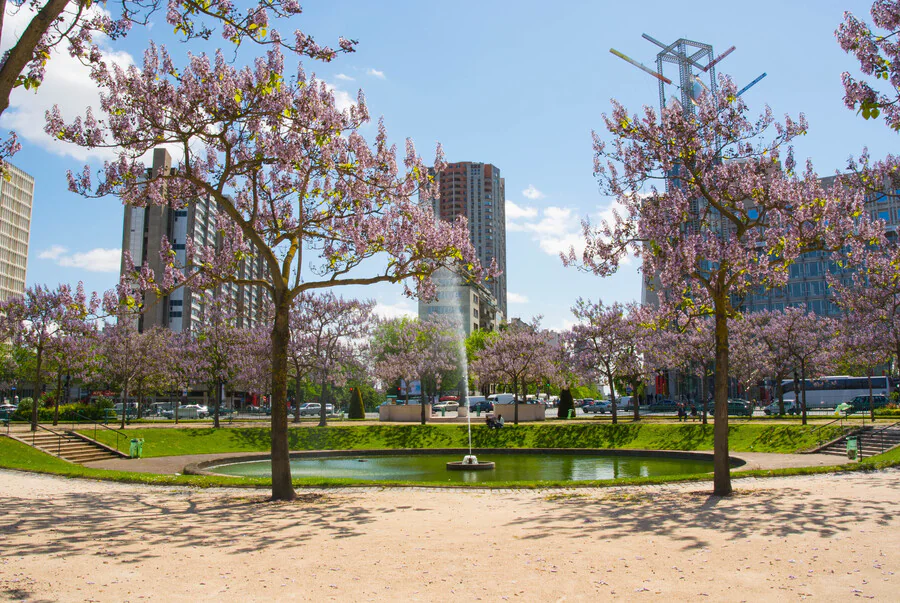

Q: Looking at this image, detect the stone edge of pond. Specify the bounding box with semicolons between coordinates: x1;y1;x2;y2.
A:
184;448;744;478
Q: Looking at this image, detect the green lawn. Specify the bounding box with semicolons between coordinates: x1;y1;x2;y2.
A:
83;423;847;457
2;424;898;489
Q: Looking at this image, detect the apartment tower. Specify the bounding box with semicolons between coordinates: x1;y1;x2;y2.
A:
120;149;268;332
419;161;507;333
0;163;33;302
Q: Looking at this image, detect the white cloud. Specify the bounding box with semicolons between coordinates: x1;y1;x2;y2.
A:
506;205;585;256
522;185;545;200
335;73;355;81
366;68;386;79
39;246;121;273
507;292;529;304
506;200;538;220
505;198;634;264
38;245;67;260
372;300;417;320
0;4;135;162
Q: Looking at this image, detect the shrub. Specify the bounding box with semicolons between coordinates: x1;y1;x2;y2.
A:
13;402;112;422
557;388;575;419
348;387;366;419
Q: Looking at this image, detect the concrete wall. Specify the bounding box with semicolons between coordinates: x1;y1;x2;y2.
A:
379;404;432;422
492;404;545;422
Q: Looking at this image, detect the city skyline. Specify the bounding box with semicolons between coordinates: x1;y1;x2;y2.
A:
3;0;898;330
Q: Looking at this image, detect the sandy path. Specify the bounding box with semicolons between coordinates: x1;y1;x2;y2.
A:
0;468;897;602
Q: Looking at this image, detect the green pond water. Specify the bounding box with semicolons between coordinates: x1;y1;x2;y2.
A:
209;453;714;483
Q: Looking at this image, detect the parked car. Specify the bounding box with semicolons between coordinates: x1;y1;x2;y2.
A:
764;400;799;415
487;393;516;405
617;396;635;410
298;403;334;416
849;394;890;412
582;400;611;413
648;399;678;413
725;399;753;416
161;405;206;419
432;400;459;412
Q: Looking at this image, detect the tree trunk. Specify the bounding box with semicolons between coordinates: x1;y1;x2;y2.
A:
213;379;221;428
712;309;732;497
868;371;874;423
800;361;807;426
177;388;184;425
777;372;785;415
420;377;427;426
120;382;129;430
293;370;302;423
700;370;708;425
31;345;43;431
632;382;640;422
513;376;519;425
319;377;329;428
270;294;296;501
608;371;617;425
53;369;62;426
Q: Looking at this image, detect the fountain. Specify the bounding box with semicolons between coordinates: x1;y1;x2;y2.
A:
445;273;495;472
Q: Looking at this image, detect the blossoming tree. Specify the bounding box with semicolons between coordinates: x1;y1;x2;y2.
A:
0;283;97;429
564;77;879;495
569;300;643;424
52;34;485;499
289;292;374;427
837;0;900;130
469;318;555;425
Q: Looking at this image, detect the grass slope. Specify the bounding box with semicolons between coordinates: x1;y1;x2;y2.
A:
84;423;846;457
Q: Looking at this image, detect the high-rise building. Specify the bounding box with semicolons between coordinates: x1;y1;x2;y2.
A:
737;175;900;317
0;163;33;302
419;161;507;330
121;149;269;333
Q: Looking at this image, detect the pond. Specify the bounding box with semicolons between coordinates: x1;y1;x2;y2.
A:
207;452;715;483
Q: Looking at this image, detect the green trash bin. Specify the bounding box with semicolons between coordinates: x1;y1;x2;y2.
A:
846;436;858;461
441;407;446;417
567;408;575;419
130;438;144;459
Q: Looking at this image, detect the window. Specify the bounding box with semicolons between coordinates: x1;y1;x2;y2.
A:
169;311;183;318
789;264;802;279
878;210;890;222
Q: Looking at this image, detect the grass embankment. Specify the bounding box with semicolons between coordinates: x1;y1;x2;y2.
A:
1;422;898;489
84;423;846;457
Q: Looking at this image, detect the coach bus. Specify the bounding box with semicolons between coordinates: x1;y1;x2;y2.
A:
781;375;890;409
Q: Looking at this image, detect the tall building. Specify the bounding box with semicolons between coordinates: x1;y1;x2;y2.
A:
419;161;507;330
737;175;900;317
121;149;269;333
0;163;34;302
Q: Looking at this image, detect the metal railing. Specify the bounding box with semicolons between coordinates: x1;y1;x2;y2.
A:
859;421;900;458
29;423;66;458
71;412;129;453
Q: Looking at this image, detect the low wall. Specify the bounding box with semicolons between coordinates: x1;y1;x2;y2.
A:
379;404;432;422
492;404;545;422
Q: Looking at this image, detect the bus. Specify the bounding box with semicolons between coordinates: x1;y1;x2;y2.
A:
781;375;890;409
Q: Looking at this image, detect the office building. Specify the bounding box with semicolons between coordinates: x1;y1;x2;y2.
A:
0;163;33;302
419;161;507;331
120;149;269;333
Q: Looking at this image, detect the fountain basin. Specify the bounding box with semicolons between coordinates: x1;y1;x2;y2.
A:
188;449;740;484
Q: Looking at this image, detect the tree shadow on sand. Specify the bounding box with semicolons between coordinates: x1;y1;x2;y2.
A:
507;473;899;550
0;488;385;562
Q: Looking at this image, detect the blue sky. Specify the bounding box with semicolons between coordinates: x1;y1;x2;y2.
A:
3;0;897;331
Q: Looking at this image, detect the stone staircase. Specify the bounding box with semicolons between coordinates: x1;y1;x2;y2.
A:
12;429;128;464
811;423;900;460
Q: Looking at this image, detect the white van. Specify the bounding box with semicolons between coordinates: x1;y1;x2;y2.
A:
488;393;516;405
